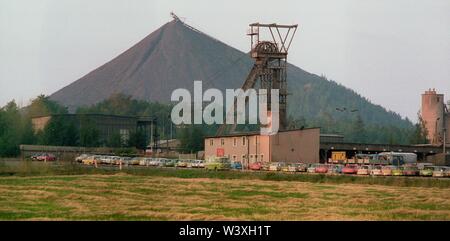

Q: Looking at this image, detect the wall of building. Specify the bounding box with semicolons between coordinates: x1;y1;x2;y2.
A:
204;128;320;164
421;89;445;145
270;128;320;163
31;114;142;145
204;134;270;166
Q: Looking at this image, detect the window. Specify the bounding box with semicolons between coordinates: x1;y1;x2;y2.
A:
242;154;246;162
242;137;246;146
221;138;225;146
209;139;214;146
233;138;237;147
260;154;264;162
119;129;130;144
232;155;237;162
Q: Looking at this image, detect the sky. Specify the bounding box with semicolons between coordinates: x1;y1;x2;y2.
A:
0;0;449;121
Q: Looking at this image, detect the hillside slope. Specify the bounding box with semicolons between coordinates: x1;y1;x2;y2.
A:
50;19;412;129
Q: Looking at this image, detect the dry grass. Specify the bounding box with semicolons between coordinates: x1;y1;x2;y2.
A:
0;174;449;220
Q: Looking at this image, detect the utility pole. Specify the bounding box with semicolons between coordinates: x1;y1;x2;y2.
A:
444;127;447;154
435;117;440;145
168;114;173;140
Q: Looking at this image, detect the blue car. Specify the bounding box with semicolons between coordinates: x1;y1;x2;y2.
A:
231;161;243;170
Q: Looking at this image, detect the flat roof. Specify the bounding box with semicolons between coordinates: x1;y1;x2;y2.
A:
205;127;320;138
31;113;155;120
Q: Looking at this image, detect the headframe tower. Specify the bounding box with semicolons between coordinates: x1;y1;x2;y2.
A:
217;22;298;135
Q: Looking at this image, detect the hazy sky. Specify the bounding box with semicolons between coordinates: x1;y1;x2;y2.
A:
1;0;449;121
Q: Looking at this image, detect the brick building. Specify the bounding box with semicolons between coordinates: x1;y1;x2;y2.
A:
204;128;320;166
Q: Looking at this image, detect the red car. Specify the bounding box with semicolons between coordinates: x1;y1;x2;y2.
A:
342;164;358;174
37;154;56;162
314;164;329;173
249;162;263;170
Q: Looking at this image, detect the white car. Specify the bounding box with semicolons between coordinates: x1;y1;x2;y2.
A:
307;164;319;173
433;166;449;178
148;158;161;166
357;165;370;175
75;154;89;163
370;165;383;176
192;160;205;168
99;156;113;164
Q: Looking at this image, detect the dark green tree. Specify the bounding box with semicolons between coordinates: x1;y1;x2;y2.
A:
178;125;205;153
79;119;100;147
107;132;123;148
409;111;429;144
0;101;23;156
129;129;147;150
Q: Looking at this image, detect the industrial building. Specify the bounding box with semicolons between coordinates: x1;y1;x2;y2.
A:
31;114;157;147
204;128;320;166
421;89;450;147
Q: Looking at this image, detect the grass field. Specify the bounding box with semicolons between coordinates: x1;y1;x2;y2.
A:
1;160;450;220
1;172;450;220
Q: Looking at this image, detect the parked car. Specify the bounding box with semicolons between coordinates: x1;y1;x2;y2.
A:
445;167;450;178
149;158;161;166
296;163;308;172
261;162;271;171
287;163;306;172
138;158;150;166
191;160;205;168
98;156;111;164
327;164;343;174
30;154;40;160
281;163;290;172
402;166;419;176
37;153;56;162
75;154;89;163
286;163;298;172
391;166;403;176
82;155;100;165
231;161;243;170
249;162;263;171
357;165;370;175
120;157;132;165
432;166;448;178
342;164;358;174
160;159;177;167
129;157;141;165
314;164;329;174
269;162;283;171
307;164;319;173
186;160;195;168
176;160;189;168
370;165;383;176
205;157;231;171
420;166;435;177
381;165;395;176
417;163;434;170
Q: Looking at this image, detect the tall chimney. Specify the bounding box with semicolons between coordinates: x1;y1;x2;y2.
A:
421;89;445;145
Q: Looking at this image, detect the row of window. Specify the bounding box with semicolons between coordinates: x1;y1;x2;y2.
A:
209;137;247;146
